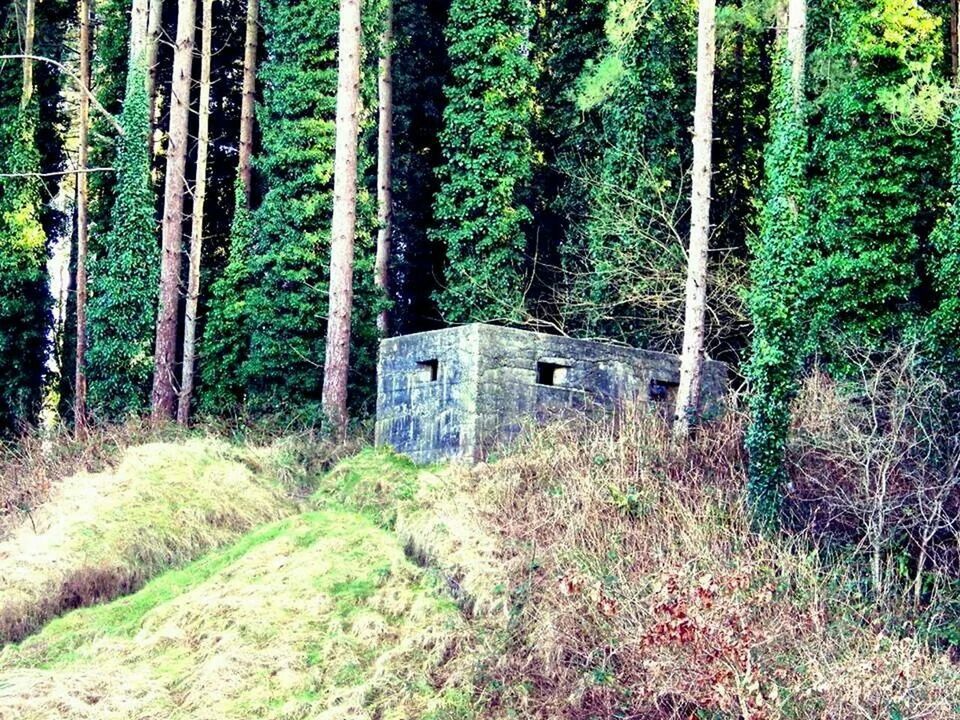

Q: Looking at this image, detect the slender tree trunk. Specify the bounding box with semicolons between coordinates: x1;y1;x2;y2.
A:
787;0;806;100
178;0;212;425
151;0;196;420
145;0;164;148
374;0;393;336
952;0;958;82
238;0;258;207
74;0;92;432
674;0;716;437
20;0;35;108
322;0;362;437
130;0;150;59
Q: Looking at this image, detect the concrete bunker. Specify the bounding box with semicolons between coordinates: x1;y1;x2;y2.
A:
375;323;728;464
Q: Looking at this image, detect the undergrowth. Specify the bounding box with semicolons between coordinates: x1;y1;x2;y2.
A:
316;408;960;719
1;397;959;718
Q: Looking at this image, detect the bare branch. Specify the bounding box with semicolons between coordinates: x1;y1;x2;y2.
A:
0;54;124;135
0;167;114;179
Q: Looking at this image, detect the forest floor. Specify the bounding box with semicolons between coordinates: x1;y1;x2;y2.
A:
0;413;959;719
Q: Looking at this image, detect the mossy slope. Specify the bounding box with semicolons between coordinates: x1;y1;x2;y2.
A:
0;439;294;643
0;509;472;720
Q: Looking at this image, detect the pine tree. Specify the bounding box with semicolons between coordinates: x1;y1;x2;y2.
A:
178;0;213;424
431;0;537;323
373;0;393;336
322;0;363;435
152;0;197;419
675;0;717;436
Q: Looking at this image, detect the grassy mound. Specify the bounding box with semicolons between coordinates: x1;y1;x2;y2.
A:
0;509;472;720
3;415;959;719
315;422;960;719
0;439;293;643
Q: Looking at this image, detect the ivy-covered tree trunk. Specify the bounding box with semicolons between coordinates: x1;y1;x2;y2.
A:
674;0;716;437
86;0;158;420
0;2;50;435
806;0;946;351
928;11;960;370
745;0;808;528
322;0;362;436
431;0;536;323
151;0;196;420
202;0;382;422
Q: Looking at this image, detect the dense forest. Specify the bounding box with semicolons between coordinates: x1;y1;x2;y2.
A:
1;0;959;527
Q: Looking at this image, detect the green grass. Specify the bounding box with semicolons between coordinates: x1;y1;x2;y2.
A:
0;438;294;643
312;447;421;527
0;508;474;719
10;518;296;666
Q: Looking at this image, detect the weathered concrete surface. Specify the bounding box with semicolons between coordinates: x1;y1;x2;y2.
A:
375;323;728;464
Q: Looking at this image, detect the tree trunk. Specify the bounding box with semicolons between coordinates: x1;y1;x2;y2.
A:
321;0;362;437
151;0;196;421
374;0;393;336
74;0;92;432
952;0;958;82
20;0;35;108
674;0;716;437
130;0;150;60
178;0;212;425
145;0;164;148
238;0;259;207
787;0;806;100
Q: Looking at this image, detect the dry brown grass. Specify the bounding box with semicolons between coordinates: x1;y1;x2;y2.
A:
369;406;960;719
0;419;196;537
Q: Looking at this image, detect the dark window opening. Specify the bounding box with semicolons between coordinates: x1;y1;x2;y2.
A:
537;361;569;386
418;359;439;382
649;379;679;402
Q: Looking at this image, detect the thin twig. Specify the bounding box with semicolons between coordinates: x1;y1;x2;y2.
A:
0;54;124;135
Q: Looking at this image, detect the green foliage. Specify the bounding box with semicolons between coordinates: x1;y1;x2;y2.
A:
568;0;696;348
431;0;537;323
200;181;254;415
86;60;159;421
807;0;948;351
745;36;809;528
200;0;381;421
527;0;607;320
927;98;960;371
0;103;50;435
